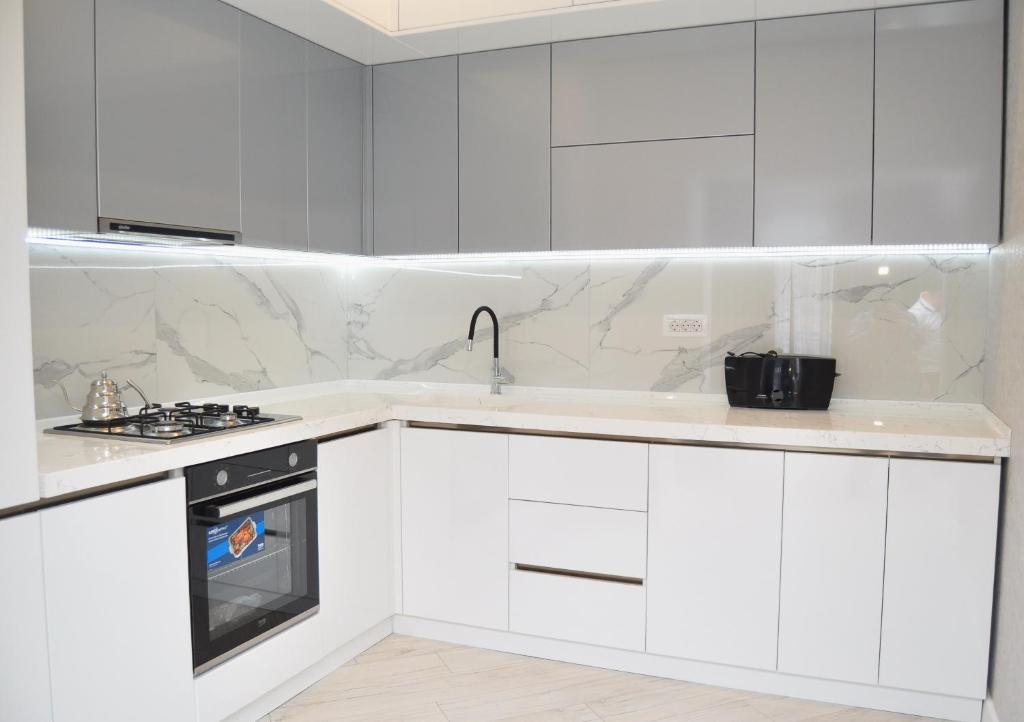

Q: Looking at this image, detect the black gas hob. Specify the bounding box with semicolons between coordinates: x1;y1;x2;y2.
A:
44;402;301;444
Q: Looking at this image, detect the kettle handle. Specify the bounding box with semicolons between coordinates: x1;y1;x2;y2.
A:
57;382;83;413
125;379;152;411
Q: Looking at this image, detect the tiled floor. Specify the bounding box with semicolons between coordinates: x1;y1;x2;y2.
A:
263;635;942;722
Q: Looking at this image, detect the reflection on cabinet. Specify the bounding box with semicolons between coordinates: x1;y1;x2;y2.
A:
777;453;888;684
755;12;874;246
879;458;999;698
459;45;551;253
24;0;96;232
400;427;509;629
373;57;459;256
551;24;754;146
240;14;308;250
647;445;783;670
318;428;395;653
308;43;365;255
96;0;241;233
42;479;195;722
552;136;753;250
874;0;1003;244
0;513;51;722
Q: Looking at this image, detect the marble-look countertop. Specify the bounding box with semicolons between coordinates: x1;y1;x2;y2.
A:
34;381;1011;501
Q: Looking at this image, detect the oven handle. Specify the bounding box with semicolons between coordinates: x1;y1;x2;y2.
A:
204;478;317;519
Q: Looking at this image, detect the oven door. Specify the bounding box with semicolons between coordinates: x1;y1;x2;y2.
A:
188;472;319;674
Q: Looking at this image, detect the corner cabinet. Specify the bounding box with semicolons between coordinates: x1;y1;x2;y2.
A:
317;427;396;652
41;478;195;722
95;0;241;233
400;427;509;629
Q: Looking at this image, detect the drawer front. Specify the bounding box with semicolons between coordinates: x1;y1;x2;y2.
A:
509;500;647;579
510;569;645;651
509;435;648;510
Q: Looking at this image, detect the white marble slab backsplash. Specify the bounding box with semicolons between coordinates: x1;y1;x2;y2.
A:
29;244;988;418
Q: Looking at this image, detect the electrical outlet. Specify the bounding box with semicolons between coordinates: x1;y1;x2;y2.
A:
663;314;708;337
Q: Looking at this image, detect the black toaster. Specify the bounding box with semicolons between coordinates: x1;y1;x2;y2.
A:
724;351;839;410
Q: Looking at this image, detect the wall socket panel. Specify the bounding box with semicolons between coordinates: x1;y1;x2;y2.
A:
663;314;708;337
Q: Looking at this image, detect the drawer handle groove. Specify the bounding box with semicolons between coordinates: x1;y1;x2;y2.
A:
514;563;643;586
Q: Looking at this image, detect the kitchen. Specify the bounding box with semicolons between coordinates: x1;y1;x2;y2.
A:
1;0;1022;721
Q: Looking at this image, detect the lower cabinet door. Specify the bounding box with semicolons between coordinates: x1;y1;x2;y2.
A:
879;459;1000;698
777;453;888;684
318;428;395;653
401;428;509;629
509;569;645;651
42;478;196;722
647;445;784;670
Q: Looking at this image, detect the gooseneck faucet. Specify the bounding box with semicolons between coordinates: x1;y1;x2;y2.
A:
466;305;506;395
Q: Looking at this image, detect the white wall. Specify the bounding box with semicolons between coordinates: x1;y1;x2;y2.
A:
984;0;1024;719
0;0;40;506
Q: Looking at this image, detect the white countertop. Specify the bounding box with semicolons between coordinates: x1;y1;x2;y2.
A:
34;380;1011;500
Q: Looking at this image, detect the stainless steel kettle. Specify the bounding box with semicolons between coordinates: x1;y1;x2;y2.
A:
59;372;151;423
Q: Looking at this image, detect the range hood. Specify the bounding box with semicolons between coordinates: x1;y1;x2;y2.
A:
94;217;239;247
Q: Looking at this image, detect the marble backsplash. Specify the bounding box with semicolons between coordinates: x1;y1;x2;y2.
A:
29;244;988;418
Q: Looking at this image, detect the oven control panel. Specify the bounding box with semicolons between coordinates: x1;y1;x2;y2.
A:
186;439;317;503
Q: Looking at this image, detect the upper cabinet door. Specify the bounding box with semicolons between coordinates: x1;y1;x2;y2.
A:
308;43;365;255
874;0;1003;245
552;136;753;250
24;0;97;233
96;0;241;232
459;45;551;253
373;57;459;256
240;15;308;250
552;23;754;146
755;12;874;246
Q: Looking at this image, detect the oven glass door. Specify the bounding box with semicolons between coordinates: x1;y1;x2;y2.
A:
188;473;319;673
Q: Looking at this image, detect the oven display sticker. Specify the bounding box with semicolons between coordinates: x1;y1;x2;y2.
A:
207;512;265;571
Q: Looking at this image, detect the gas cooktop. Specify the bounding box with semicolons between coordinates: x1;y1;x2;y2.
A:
44;402;301;445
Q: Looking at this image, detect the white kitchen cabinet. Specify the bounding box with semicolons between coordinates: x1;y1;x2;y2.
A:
0;513;52;722
754;11;874;246
647;445;784;670
318;428;395;653
509;569;646;651
42;478;195;722
873;0;1003;244
879;459;1000;698
401;428;509;629
509;500;647;579
509;434;647;510
777;453;888;684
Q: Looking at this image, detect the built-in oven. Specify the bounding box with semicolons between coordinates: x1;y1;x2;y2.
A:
186;440;319;674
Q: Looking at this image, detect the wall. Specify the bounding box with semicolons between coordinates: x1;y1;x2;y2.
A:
983;0;1024;718
31;243;987;418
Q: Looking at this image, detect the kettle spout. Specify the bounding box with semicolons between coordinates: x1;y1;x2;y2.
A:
58;382;83;414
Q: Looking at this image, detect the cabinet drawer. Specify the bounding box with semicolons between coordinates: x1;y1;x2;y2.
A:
510;500;646;580
510;569;645;651
509;435;647;510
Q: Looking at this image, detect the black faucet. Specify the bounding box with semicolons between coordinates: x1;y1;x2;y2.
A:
466;305;506;395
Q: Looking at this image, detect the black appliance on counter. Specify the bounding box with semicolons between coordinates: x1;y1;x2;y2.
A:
724;351;839;410
187;441;319;674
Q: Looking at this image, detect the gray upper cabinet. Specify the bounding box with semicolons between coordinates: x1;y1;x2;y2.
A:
755;12;874;247
373;57;459;256
308;43;365;255
459;45;551;254
551;24;754;147
874;0;1003;245
552;136;753;250
95;0;241;233
25;0;97;233
240;15;308;251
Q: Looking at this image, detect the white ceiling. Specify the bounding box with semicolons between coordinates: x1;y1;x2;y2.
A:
221;0;954;65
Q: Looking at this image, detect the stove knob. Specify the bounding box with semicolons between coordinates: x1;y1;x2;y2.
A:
216;469;229;487
288;452;299;468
